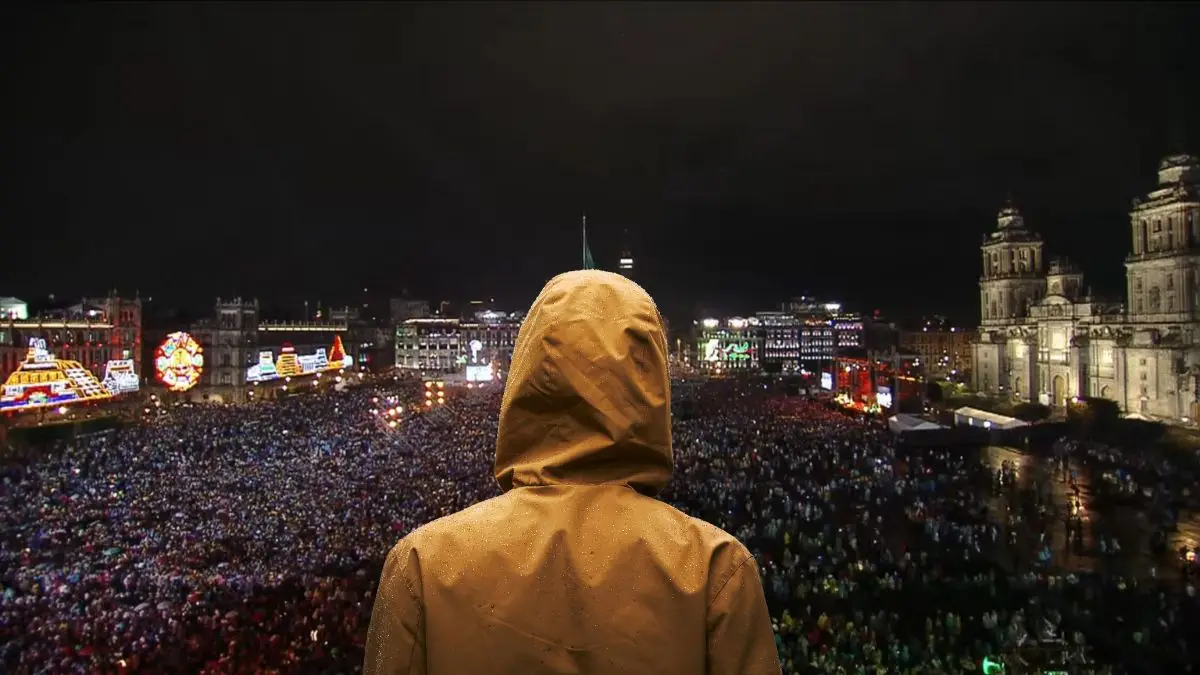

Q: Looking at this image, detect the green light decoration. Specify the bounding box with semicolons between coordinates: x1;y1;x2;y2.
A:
726;342;752;361
981;657;1004;674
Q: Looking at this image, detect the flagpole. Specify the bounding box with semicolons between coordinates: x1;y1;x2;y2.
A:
582;213;587;268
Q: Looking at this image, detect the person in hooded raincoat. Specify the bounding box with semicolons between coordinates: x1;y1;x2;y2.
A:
365;270;779;675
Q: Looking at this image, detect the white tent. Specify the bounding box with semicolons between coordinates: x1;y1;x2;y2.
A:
953;406;1029;430
888;414;946;434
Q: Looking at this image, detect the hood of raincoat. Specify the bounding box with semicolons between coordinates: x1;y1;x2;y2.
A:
495;270;673;496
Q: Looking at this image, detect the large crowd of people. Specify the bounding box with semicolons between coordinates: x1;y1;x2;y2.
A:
2;378;1198;673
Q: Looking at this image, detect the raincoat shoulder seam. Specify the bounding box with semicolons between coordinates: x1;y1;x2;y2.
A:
706;550;754;612
389;541;425;617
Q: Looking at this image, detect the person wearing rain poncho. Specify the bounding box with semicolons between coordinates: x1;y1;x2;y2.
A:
365;270;780;675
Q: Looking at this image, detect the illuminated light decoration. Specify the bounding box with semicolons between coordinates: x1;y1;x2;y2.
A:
0;338;114;411
155;332;204;392
248;351;278;382
466;364;494;382
245;336;353;383
702;339;754;363
275;344;304;378
981;657;1005;674
5;321;113;329
469;339;483;363
328;335;347;367
258;322;349;332
725;341;753;361
701;318;719;329
101;359;140;395
875;386;893;409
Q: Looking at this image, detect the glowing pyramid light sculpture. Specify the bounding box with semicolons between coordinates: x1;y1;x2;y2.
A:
274;343;303;378
1;338;112;411
328;335;349;369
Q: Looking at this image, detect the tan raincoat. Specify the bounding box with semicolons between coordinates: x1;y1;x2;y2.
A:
365;270;780;675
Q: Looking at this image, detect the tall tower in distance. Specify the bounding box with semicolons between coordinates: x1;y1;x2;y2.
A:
972;201;1046;396
1125;153;1200;322
979;201;1046;326
618;228;634;279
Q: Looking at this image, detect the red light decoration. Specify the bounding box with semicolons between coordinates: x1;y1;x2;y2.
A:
154;332;204;392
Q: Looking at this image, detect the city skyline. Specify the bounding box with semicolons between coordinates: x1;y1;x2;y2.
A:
1;4;1198;322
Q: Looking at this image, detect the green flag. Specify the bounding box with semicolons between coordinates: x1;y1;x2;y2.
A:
582;214;597;270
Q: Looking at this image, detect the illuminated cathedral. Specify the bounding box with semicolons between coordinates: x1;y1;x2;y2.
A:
972;154;1200;421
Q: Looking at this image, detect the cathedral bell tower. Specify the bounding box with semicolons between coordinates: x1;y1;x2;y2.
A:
979;201;1046;326
973;201;1047;397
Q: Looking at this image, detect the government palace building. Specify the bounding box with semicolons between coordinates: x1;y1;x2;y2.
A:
972;153;1200;421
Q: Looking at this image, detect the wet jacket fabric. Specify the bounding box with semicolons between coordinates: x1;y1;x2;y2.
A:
365;270;780;675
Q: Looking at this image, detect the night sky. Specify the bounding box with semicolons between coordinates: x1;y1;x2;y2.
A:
2;3;1197;325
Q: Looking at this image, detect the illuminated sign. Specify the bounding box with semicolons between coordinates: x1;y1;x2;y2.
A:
246;337;352;383
466;364;494;382
876;386;893;409
820;372;833;390
702;339;755;363
726;341;752;361
1;338;113;411
155;332;204;392
101;359;139;395
251;351;278;381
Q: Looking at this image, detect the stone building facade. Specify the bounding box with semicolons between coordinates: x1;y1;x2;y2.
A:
972;154;1200;420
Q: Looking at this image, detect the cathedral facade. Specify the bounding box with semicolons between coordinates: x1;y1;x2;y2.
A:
972;154;1200;421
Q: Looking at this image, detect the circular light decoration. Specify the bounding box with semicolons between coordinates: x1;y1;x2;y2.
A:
155;331;204;392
